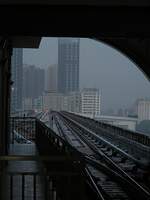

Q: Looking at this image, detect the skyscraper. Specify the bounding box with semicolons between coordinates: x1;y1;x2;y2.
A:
45;64;57;92
58;38;80;94
23;65;45;100
11;48;23;112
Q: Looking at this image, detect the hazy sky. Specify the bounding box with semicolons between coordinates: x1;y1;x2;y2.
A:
23;37;150;112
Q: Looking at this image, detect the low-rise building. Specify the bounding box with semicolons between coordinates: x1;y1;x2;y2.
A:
95;115;138;131
42;88;101;115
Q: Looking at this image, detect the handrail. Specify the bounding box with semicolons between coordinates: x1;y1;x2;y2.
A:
8;116;112;200
10;117;35;119
36;118;85;162
0;155;78;162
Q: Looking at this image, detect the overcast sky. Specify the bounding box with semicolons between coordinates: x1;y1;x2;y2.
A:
23;37;150;112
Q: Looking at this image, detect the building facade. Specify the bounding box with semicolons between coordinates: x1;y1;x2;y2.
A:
45;64;57;92
137;99;150;122
58;38;80;94
81;88;101;116
43;92;64;111
64;92;81;113
11;48;23;112
23;65;45;100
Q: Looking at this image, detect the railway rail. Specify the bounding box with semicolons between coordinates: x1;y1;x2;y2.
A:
50;111;150;200
61;112;150;159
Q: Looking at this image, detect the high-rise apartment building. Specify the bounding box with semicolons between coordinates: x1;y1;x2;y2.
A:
81;88;101;117
137;99;150;122
45;64;57;92
11;48;23;112
58;38;80;94
23;65;45;100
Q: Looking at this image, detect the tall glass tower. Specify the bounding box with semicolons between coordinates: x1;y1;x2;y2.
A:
58;38;80;94
11;48;23;112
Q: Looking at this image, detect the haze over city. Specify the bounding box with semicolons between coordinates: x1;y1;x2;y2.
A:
23;37;150;112
1;4;150;200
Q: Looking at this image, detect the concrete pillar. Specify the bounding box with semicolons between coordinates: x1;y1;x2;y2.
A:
0;38;12;157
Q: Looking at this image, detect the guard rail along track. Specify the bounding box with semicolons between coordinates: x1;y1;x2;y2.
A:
60;111;150;159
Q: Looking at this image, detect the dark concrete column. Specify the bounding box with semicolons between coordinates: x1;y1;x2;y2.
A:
0;38;12;158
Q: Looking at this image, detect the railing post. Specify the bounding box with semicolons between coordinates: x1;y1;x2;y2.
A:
22;174;25;200
33;174;36;200
10;175;13;200
44;175;48;200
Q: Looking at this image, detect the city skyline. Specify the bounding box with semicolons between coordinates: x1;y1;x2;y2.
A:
23;37;150;112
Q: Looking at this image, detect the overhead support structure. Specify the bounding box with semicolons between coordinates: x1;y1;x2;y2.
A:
0;1;149;150
11;37;41;48
0;2;150;77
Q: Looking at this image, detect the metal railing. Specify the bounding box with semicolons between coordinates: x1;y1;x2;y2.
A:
0;161;86;200
35;118;85;159
10;117;36;143
0;172;46;200
5;115;150;200
0;170;80;200
0;117;87;200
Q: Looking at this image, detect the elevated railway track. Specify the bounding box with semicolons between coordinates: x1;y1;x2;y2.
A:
50;111;150;200
67;112;150;156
